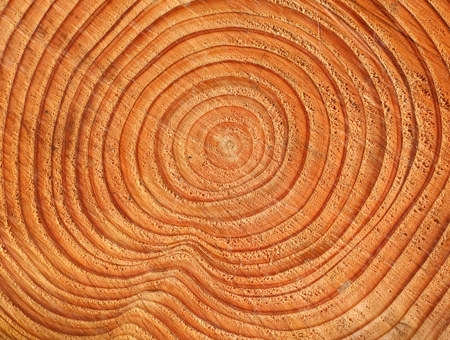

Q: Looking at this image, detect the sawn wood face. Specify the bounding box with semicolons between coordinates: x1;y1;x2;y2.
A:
0;0;448;338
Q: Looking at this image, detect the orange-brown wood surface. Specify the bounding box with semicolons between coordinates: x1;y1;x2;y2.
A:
0;0;449;339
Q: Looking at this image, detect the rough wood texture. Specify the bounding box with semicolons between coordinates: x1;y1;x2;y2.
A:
0;0;449;338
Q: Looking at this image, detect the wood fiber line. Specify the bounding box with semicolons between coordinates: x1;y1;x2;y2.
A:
0;0;449;339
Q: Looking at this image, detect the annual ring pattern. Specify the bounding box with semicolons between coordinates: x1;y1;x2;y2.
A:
0;0;449;338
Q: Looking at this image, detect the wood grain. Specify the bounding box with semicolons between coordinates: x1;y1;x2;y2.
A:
0;0;449;338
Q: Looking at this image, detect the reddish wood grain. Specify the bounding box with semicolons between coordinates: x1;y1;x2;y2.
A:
0;0;449;338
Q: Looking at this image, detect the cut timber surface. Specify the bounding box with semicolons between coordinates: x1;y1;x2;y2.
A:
0;0;449;339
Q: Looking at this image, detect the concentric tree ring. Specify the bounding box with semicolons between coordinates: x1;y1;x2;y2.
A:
0;0;448;338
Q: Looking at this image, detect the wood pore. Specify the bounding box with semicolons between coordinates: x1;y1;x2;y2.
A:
0;0;449;339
